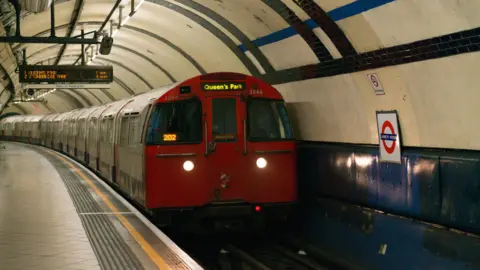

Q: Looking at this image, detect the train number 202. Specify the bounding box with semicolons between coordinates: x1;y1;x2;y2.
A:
163;134;177;141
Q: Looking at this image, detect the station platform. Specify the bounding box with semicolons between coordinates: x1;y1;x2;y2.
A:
0;142;202;270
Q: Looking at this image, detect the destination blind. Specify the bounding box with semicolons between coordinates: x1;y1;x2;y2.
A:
201;82;246;91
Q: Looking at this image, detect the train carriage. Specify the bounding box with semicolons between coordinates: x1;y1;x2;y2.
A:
114;87;175;207
0;72;297;233
17;115;29;142
21;116;32;143
98;100;131;182
0;116;16;140
40;113;57;146
0;117;4;137
13;116;24;141
5;116;21;141
2;116;20;141
86;104;111;171
145;73;296;230
63;109;81;154
0;118;4;138
75;107;100;162
28;115;45;145
66;109;84;157
53;111;73;151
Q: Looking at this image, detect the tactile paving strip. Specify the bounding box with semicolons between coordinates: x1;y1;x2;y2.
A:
35;149;145;270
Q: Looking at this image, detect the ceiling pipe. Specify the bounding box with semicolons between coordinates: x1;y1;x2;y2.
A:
0;0;12;17
18;0;52;13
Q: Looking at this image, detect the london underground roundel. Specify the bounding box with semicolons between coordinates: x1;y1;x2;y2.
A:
376;112;401;163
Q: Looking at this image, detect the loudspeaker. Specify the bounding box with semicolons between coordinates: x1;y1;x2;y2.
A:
99;36;114;55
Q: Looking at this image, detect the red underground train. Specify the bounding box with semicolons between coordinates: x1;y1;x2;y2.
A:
0;72;297;232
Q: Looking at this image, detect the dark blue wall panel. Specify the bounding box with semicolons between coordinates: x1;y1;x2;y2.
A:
439;156;480;232
406;155;441;221
378;159;408;214
297;142;480;234
290;198;480;270
354;151;378;206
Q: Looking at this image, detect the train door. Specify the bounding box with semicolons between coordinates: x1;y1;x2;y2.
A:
113;100;134;184
87;117;98;169
53;121;59;149
113;113;126;185
99;117;111;178
204;95;247;202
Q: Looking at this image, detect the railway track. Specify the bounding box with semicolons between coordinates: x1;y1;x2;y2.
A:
221;242;328;270
165;229;354;270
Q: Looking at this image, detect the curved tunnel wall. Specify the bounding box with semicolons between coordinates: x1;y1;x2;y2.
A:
277;53;480;150
1;0;480;232
259;0;480;234
210;0;480;236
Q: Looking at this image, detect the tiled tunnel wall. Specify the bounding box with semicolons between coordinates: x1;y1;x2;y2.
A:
297;141;480;234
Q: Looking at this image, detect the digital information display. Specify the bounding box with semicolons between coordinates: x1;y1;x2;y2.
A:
163;134;177;141
201;82;245;91
19;65;113;84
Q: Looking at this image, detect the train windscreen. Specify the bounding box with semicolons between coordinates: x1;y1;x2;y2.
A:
145;98;202;145
247;99;294;141
212;98;237;142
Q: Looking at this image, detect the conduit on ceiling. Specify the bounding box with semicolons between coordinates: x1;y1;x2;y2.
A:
18;0;52;13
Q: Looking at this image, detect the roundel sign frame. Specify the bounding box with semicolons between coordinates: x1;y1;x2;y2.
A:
376;111;402;163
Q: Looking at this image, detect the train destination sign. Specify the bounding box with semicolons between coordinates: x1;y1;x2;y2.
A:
19;65;113;84
201;82;246;91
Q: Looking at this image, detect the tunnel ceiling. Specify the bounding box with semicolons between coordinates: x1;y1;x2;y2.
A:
0;0;478;114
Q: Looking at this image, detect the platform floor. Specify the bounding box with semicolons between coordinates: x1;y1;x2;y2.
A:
0;142;201;270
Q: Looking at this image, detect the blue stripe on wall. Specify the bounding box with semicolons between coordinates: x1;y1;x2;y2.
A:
328;0;396;21
239;0;396;53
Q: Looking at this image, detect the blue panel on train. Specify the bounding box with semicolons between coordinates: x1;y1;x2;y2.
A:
439;156;480;233
377;158;408;213
406;155;441;221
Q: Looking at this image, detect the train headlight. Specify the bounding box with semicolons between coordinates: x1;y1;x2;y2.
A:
183;160;194;171
256;157;267;169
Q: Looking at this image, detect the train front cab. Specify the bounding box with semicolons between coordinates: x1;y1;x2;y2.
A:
144;74;296;231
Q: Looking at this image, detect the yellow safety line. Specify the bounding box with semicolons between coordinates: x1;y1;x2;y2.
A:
48;149;171;270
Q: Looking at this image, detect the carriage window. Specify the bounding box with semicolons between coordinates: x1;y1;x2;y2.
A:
100;119;106;142
145;98;202;145
107;118;114;143
89;119;97;142
212;98;237;141
78;119;85;138
140;104;152;143
247;99;294;141
70;120;75;137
